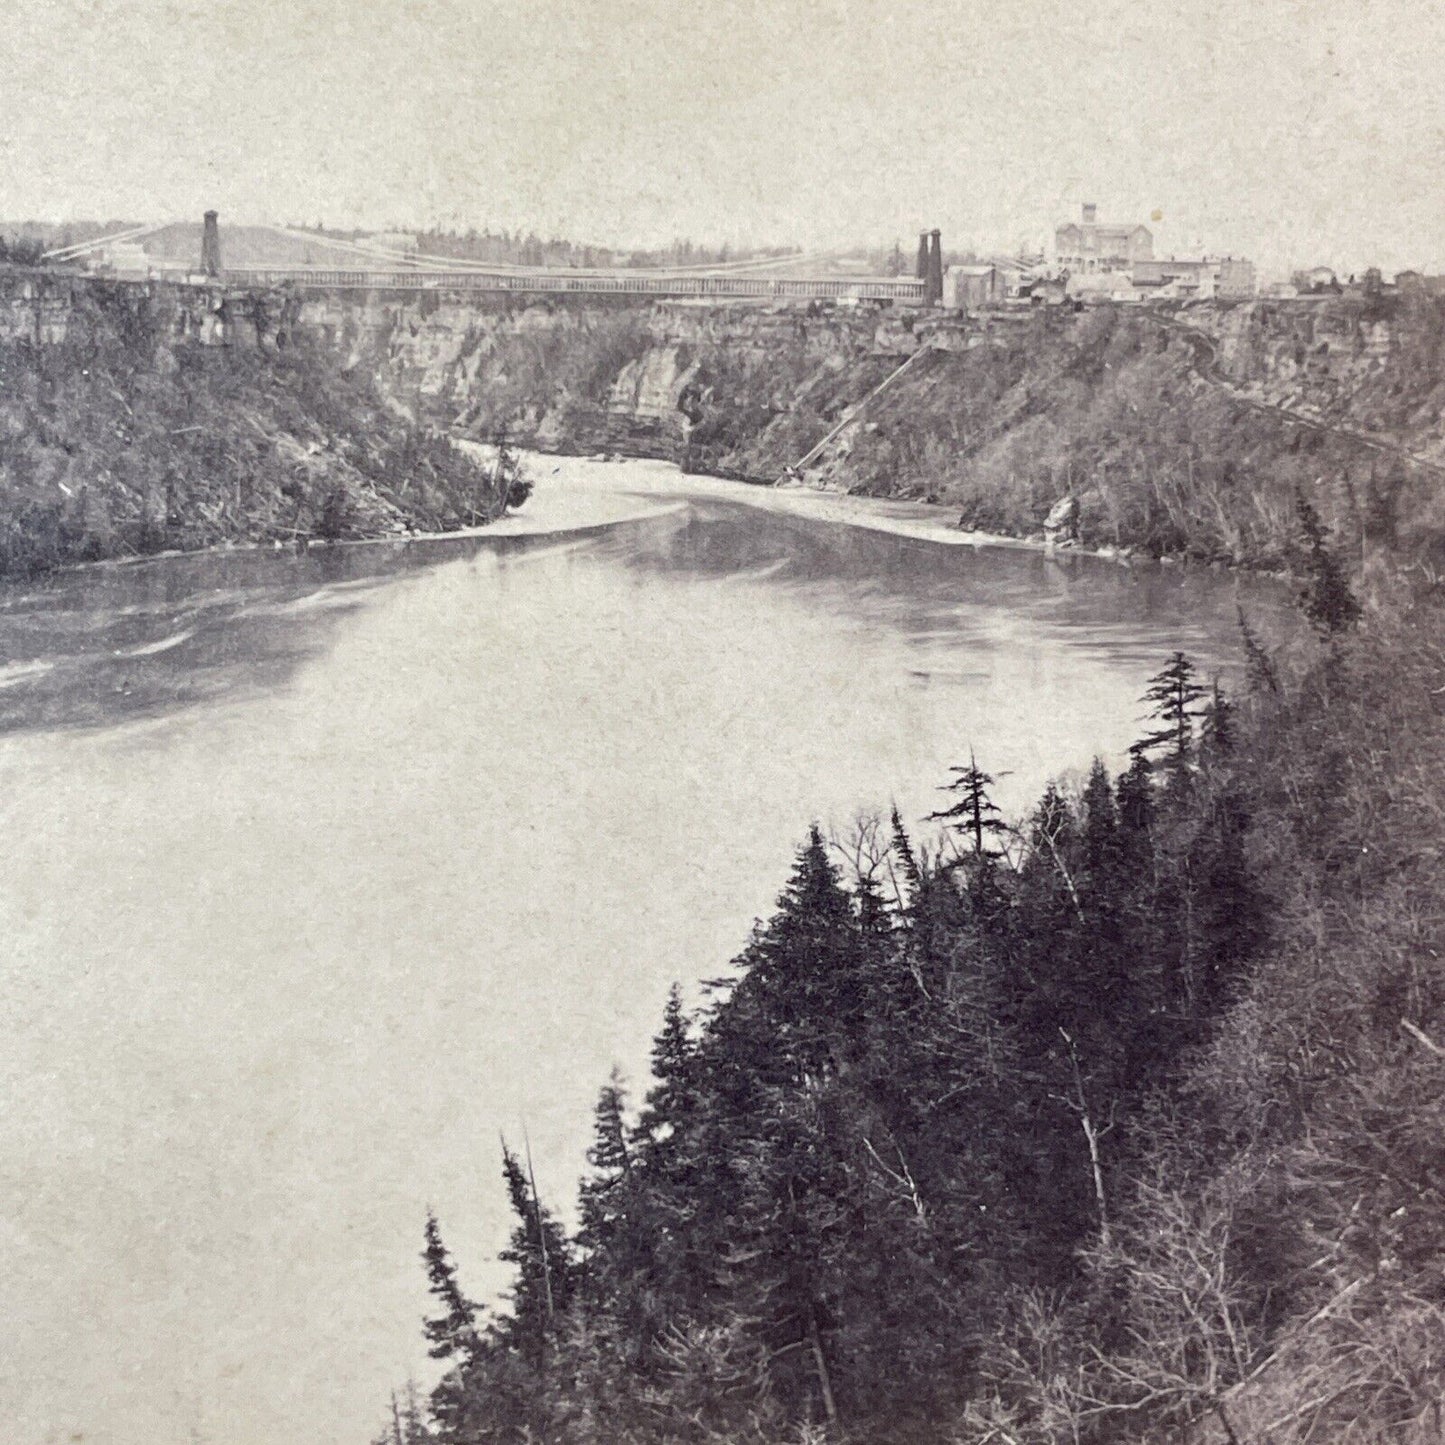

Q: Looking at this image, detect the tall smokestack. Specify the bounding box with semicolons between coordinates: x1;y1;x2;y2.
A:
916;232;930;281
201;211;221;278
926;230;943;305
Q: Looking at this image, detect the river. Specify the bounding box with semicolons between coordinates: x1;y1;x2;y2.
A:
0;458;1292;1445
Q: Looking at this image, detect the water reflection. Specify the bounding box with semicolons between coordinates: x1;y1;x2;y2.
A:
0;491;1288;736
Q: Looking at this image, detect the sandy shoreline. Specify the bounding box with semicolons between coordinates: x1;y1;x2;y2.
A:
56;449;1121;582
524;451;1138;563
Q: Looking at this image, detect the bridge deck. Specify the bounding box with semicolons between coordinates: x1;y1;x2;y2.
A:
224;267;927;303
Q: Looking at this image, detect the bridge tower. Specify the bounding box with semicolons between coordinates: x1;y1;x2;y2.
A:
926;230;943;306
201;211;222;279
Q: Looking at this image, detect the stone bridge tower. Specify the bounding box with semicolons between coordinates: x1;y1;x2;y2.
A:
926;229;943;305
914;230;944;304
201;211;222;279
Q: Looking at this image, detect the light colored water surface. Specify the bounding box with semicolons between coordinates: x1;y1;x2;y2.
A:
0;460;1291;1445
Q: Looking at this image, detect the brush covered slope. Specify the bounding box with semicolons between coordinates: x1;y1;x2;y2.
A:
317;287;1445;569
0;274;506;576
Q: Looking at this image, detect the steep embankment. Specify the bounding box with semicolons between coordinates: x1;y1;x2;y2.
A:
9;274;1439;575
309;287;1445;569
0;272;503;575
298;289;930;475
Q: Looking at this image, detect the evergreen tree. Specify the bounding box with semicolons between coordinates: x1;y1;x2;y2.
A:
1114;753;1157;922
1080;759;1118;881
889;804;922;897
636;985;697;1155
1295;490;1362;634
420;1214;481;1445
578;1068;632;1253
1200;678;1235;759
496;1142;576;1365
724;826;871;1082
1238;608;1280;695
421;1211;480;1365
930;750;1008;861
1133;652;1206;782
396;1381;430;1445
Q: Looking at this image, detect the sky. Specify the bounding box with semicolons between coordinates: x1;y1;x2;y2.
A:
2;0;1444;276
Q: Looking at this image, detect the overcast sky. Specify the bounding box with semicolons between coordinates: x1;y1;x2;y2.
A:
3;0;1443;274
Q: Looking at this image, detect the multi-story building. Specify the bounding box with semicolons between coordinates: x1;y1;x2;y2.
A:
1130;255;1257;301
1054;203;1153;273
1216;257;1257;299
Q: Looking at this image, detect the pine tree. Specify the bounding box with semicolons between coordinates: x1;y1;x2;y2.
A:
1295;490;1362;635
579;1069;632;1252
1237;608;1279;695
496;1142;575;1364
421;1211;480;1365
636;985;697;1155
398;1381;430;1445
1081;759;1118;880
930;750;1008;861
726;826;870;1081
420;1215;481;1445
1132;653;1206;780
1200;679;1235;759
1117;750;1155;838
889;805;922;897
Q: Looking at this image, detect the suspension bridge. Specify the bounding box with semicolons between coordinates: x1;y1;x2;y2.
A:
41;219;930;305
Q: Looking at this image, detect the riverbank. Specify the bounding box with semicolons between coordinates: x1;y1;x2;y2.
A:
47;452;1115;585
278;286;1445;572
524;452;1147;565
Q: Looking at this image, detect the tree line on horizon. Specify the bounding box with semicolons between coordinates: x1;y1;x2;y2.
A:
375;521;1444;1445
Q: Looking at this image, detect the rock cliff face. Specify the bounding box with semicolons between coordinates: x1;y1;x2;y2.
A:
0;271;499;575
293;286;1445;565
291;290;954;477
1202;298;1445;462
6;272;1443;567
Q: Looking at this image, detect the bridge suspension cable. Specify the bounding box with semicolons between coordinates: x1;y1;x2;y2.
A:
42;221;170;262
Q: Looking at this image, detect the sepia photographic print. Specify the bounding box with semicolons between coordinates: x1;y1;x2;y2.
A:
4;3;1445;1443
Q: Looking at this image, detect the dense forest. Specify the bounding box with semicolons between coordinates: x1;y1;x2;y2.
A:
0;277;526;575
379;516;1445;1444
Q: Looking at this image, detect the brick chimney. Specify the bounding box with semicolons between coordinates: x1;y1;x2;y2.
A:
926;229;944;305
916;232;930;281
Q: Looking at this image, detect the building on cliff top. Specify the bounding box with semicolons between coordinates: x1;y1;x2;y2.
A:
943;264;1007;310
1054;203;1153;273
1131;256;1257;300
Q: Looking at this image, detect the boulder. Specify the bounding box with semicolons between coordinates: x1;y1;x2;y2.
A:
1044;493;1080;545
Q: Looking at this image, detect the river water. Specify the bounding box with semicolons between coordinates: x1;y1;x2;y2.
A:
0;459;1290;1445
